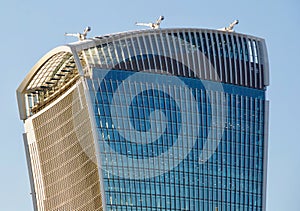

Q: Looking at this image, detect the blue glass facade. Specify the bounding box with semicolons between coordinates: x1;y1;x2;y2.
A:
88;69;265;211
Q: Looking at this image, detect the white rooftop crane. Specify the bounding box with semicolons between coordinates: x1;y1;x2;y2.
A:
135;16;165;29
65;26;91;41
219;20;239;32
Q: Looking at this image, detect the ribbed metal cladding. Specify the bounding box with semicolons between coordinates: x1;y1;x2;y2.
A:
82;29;267;90
31;82;103;211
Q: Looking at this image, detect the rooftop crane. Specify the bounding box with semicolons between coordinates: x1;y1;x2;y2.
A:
135;16;165;29
65;26;91;41
219;20;239;32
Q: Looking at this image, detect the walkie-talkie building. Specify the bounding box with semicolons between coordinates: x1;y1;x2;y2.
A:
17;27;269;211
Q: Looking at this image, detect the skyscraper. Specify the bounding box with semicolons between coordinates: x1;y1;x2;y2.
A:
17;27;269;211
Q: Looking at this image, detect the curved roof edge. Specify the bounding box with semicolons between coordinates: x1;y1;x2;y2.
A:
65;28;266;52
93;27;266;42
16;45;74;120
261;41;269;86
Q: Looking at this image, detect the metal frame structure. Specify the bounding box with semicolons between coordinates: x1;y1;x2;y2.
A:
17;28;269;121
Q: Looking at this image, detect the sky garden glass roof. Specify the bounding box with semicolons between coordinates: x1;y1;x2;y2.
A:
26;52;73;91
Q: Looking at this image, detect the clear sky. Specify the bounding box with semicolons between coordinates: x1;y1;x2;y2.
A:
0;0;299;210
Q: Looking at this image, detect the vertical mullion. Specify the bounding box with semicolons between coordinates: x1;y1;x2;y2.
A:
241;37;248;87
93;46;102;67
156;32;168;74
100;43;109;69
177;30;187;77
224;34;231;84
226;34;233;84
140;34;150;71
130;36;139;71
171;30;181;76
204;32;213;80
88;48;96;66
200;32;208;80
115;39;126;70
183;31;192;77
256;41;263;89
196;32;204;79
165;32;175;75
108;41;118;69
189;30;197;78
150;34;159;73
249;39;255;88
125;37;134;70
119;39;129;70
219;34;226;83
135;36;145;71
162;33;172;75
246;38;252;87
236;36;243;86
210;32;217;81
143;34;155;71
230;34;238;85
215;33;222;81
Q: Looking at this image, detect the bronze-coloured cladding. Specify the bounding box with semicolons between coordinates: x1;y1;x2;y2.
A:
32;83;102;211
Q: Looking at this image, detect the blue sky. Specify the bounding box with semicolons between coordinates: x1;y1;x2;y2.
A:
0;0;299;210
